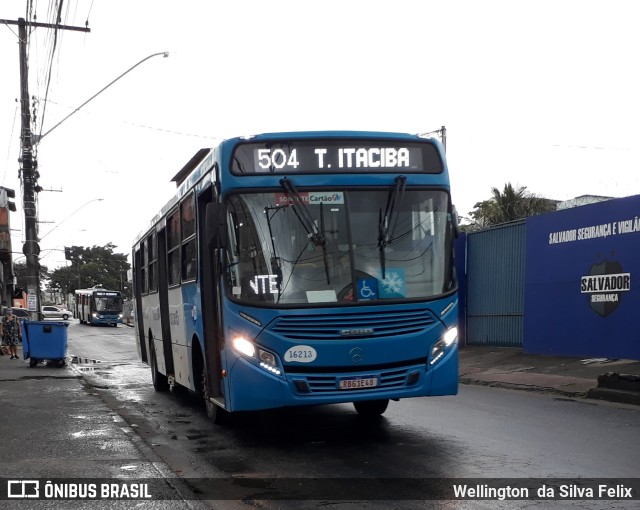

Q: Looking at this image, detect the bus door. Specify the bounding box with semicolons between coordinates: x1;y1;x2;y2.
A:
198;190;224;401
157;227;175;376
133;249;147;362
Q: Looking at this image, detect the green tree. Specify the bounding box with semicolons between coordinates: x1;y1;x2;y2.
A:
465;182;557;230
13;260;49;294
47;243;131;298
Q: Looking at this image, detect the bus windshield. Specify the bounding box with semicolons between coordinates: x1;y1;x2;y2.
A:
224;188;453;305
94;296;123;312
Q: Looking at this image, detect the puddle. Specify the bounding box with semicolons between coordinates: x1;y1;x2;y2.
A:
186;432;208;440
73;366;97;373
71;429;110;439
70;356;102;365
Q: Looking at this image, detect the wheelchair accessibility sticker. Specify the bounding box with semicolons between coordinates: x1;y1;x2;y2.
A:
357;278;378;301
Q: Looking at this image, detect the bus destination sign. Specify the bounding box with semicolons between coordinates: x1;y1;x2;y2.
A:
231;139;443;174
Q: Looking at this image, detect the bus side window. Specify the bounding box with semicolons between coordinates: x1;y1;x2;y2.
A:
181;194;197;281
167;210;181;285
182;239;197;281
148;232;158;292
141;238;148;294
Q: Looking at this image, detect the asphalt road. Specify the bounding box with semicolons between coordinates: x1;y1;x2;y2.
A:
67;322;640;509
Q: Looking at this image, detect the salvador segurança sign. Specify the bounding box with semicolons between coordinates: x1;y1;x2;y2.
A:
524;194;640;360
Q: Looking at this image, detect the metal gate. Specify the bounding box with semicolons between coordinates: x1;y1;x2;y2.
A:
464;222;526;347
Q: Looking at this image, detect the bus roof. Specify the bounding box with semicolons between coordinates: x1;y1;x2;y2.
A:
171;148;210;188
224;129;441;145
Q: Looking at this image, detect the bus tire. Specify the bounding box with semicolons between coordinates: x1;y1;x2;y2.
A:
150;342;169;391
202;368;229;425
353;399;389;417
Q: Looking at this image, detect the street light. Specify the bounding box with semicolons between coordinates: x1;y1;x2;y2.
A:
20;52;168;321
33;51;169;143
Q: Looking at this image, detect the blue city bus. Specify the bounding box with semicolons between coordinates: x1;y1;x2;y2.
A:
75;288;124;326
132;131;459;422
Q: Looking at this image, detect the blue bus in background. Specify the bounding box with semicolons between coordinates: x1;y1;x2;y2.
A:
75;288;124;326
132;131;459;422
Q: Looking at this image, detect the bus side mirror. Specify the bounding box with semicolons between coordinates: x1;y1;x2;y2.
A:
206;202;227;249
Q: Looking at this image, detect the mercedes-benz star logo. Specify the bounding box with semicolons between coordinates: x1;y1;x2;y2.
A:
350;347;364;363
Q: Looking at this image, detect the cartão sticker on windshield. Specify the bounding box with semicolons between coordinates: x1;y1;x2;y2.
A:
275;191;345;205
284;345;317;363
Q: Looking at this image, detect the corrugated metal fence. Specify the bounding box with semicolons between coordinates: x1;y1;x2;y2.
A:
464;221;526;347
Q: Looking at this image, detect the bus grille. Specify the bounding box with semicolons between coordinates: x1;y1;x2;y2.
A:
270;309;436;340
291;367;415;394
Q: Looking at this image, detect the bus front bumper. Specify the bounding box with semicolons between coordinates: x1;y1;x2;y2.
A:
226;345;458;412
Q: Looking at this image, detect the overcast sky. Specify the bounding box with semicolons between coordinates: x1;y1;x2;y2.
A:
1;0;639;271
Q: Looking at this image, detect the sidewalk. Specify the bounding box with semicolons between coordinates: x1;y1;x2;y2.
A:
0;344;206;507
459;345;640;405
0;343;157;480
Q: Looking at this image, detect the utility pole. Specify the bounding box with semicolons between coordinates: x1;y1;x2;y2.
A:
417;126;447;152
17;18;39;318
1;17;89;319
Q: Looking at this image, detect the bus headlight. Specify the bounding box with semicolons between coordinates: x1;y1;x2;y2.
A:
231;336;282;376
232;336;256;358
430;327;458;366
258;349;281;375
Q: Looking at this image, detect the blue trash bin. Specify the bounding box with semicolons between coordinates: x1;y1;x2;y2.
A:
22;321;69;367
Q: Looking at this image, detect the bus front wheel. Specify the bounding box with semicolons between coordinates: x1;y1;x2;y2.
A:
202;369;229;425
150;343;169;391
353;399;389;417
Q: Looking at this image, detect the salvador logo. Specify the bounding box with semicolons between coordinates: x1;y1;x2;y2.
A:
580;259;631;317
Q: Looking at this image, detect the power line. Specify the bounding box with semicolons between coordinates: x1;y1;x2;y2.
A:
34;98;224;140
37;0;67;142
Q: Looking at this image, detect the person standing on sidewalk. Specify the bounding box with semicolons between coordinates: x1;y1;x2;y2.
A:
0;308;22;359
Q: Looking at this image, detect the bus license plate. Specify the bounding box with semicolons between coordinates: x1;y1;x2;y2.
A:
339;376;378;390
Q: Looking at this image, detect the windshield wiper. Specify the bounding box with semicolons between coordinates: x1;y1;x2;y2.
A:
279;178;330;284
378;175;407;279
264;205;285;293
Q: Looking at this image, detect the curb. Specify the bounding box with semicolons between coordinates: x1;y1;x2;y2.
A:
586;387;640;406
461;375;640;406
586;372;640;405
459;377;588;399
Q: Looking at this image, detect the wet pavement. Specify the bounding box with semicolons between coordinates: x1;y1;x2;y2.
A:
0;344;209;508
1;339;639;506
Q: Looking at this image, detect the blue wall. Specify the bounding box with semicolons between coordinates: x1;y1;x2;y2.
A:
524;195;640;360
455;233;467;345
